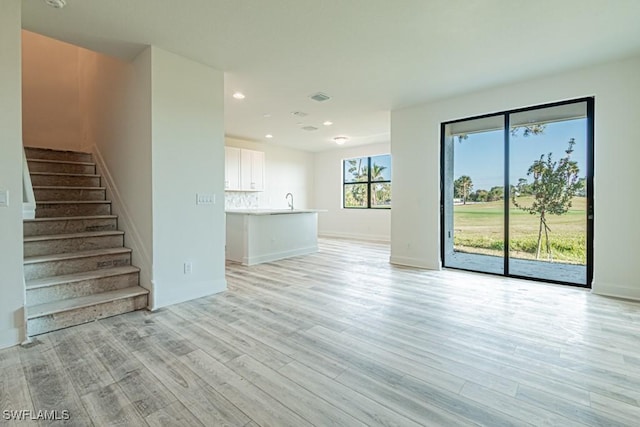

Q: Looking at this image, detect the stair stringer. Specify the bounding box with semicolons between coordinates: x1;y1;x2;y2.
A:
92;144;154;308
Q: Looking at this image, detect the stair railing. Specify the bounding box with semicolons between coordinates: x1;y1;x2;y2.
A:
22;148;35;219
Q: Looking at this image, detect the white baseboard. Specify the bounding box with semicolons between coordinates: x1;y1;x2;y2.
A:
243;246;319;266
151;278;227;310
318;231;390;243
591;282;640;301
389;255;440;270
92;145;153;302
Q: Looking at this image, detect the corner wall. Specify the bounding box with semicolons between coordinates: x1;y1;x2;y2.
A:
391;56;640;299
87;47;154;295
151;47;226;308
314;142;391;242
0;0;25;348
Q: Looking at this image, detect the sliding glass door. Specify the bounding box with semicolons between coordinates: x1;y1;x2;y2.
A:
441;98;593;286
442;115;505;275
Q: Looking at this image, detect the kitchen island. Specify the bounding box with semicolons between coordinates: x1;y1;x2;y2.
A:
225;209;322;265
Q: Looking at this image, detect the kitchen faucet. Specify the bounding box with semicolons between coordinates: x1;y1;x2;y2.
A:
285;193;294;210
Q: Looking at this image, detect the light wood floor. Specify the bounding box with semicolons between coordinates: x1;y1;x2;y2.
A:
2;238;640;426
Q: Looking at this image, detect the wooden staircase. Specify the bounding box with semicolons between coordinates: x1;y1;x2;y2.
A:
23;147;148;336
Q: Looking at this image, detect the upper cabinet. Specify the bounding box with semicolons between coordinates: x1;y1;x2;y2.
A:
224;147;241;191
225;147;265;191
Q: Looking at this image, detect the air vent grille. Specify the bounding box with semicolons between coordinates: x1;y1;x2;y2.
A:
301;126;319;132
310;92;331;102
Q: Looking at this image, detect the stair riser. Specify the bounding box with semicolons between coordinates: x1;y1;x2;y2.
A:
33;188;106;201
25;148;92;163
31;174;101;187
28;161;95;175
27;294;147;336
24;234;124;257
36;203;111;218
27;273;140;306
25;252;131;280
24;218;117;237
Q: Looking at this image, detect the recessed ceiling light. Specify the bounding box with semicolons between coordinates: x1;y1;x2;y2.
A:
263;113;272;118
232;92;245;100
265;134;273;139
291;111;308;118
323;121;333;126
333;136;349;145
44;0;66;8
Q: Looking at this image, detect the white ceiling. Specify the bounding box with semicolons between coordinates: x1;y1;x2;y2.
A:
21;0;640;152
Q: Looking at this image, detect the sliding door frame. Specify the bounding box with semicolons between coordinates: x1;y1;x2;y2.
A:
440;97;595;288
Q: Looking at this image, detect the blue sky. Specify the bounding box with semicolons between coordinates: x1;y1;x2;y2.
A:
453;119;588;191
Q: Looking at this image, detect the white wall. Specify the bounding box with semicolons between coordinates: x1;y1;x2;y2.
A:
315;142;391;242
88;47;154;294
391;55;640;300
225;137;315;209
151;47;226;308
0;0;25;348
22;31;87;151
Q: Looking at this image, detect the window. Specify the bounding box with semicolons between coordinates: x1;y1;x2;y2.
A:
343;154;391;208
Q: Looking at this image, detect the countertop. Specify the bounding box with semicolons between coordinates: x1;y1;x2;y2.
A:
225;209;325;216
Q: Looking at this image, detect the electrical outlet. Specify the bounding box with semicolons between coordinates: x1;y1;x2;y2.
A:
184;262;193;274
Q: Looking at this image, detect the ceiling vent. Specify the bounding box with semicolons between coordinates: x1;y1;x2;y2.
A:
291;111;308;118
310;92;331;102
301;126;319;132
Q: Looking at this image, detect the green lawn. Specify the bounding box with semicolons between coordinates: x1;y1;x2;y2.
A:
453;196;587;264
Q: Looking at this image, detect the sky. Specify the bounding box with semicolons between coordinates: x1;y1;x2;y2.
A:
453;118;588;192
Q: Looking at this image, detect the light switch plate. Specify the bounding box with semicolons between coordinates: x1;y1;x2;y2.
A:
196;193;215;205
0;189;8;207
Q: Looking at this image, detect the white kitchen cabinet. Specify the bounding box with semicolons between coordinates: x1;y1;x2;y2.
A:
241;149;265;191
225;147;265;191
224;146;241;191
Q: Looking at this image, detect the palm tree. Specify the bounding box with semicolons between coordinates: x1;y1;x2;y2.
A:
369;163;387;205
454;175;473;204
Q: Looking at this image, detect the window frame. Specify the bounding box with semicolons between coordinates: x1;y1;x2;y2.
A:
342;154;392;209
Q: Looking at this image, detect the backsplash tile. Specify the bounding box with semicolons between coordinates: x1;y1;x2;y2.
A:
225;192;260;209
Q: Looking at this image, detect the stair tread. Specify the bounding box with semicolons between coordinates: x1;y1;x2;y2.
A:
30;172;100;177
24;215;117;223
33;186;106;190
27;158;95;166
37;200;112;204
24;146;91;155
24;247;132;264
24;230;124;242
26;266;140;289
27;286;148;319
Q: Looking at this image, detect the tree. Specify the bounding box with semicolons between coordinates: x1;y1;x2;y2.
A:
369;162;388;206
511;124;546;137
454;175;473;204
488;186;504;202
473;189;489;202
346;158;367;182
511;138;583;260
345;159;368;207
